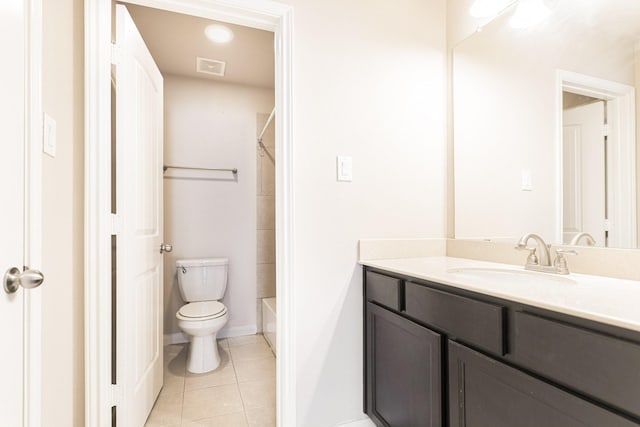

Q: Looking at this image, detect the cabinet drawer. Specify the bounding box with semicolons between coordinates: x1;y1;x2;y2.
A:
365;271;401;310
405;282;505;355
513;311;640;418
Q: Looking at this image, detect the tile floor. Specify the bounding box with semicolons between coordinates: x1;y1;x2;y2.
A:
145;334;276;427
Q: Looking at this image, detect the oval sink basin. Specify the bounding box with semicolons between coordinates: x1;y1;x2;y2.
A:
446;267;576;286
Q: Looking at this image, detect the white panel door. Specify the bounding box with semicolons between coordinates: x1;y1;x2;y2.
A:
563;101;606;246
0;0;26;425
115;5;164;426
562;124;582;243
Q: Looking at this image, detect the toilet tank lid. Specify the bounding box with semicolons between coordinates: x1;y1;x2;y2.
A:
176;258;228;267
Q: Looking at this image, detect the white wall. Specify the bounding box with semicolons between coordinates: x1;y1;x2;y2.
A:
41;0;85;424
280;0;447;425
163;76;274;339
451;1;638;243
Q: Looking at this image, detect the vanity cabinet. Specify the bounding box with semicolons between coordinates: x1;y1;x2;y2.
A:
363;267;640;427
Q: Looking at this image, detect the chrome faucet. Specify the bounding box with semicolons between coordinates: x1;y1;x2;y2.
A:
569;232;596;246
516;233;552;266
515;233;577;275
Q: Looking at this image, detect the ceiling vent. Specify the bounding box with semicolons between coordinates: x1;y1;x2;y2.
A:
196;57;226;76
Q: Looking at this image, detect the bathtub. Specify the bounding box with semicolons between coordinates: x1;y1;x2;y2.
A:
262;297;277;356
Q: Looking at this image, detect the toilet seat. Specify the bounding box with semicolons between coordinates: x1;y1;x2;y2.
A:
177;301;227;321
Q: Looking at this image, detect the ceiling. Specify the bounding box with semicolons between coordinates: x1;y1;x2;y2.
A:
126;4;274;89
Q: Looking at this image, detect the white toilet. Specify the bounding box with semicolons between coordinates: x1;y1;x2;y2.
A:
176;258;229;374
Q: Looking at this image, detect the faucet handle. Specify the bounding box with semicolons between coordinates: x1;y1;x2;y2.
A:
515;245;538;266
554;249;578;274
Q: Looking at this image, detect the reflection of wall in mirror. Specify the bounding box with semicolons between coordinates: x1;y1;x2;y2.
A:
449;0;640;247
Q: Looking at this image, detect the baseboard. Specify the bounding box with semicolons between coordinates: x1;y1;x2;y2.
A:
164;324;259;346
218;324;258;339
164;332;189;346
335;416;375;427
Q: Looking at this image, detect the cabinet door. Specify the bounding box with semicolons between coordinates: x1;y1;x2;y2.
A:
448;341;638;427
366;302;442;427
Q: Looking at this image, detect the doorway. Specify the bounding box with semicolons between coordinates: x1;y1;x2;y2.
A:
85;1;294;426
557;70;637;249
122;3;275;424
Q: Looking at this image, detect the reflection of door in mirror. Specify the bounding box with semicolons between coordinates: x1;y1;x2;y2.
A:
562;97;606;247
558;72;637;249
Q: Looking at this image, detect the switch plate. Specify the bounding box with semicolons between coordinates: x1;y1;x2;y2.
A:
337;156;353;182
43;113;57;158
521;169;532;191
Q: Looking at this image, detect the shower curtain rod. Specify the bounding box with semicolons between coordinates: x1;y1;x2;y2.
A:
258;107;275;142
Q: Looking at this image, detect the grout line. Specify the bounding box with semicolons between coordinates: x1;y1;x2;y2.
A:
229;340;251;426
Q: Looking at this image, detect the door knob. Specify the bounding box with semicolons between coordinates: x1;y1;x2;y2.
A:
4;267;45;294
160;243;173;254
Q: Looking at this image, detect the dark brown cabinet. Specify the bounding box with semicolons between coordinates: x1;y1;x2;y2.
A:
363;267;640;427
448;340;637;427
365;302;442;427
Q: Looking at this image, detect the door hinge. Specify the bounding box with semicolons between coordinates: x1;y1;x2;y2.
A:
110;384;123;407
111;213;121;235
111;43;121;66
602;124;610;138
604;219;611;231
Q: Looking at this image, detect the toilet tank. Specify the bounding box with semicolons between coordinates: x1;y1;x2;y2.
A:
176;258;228;302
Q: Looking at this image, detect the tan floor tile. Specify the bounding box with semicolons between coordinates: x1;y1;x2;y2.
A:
238;379;276;410
181;411;248;427
165;345;187;374
163;344;187;394
245;406;276;427
182;383;244;423
228;335;267;348
229;340;273;362
144;389;183;426
233;356;275;383
163;370;185;395
154;338;275;427
185;347;236;391
165;343;186;357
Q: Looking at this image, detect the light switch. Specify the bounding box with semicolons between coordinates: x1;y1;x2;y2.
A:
43;113;57;158
337;156;352;182
521;169;532;191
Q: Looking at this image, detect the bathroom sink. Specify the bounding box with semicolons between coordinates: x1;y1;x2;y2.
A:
445;267;576;286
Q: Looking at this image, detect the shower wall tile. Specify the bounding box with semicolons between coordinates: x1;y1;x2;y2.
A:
260;157;275;196
257;263;276;298
257;196;275;231
257;230;276;264
256;112;276;332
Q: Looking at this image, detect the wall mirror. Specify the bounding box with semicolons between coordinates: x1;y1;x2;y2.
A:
453;0;640;249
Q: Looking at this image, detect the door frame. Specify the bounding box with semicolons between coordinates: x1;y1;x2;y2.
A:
84;0;295;426
24;0;43;425
555;70;637;247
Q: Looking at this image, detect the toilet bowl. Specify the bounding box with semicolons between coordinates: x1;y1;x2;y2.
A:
176;301;229;373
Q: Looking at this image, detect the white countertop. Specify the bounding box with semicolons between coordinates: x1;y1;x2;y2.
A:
361;256;640;333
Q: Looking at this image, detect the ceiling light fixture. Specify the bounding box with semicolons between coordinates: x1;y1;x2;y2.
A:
469;0;514;18
509;0;551;29
204;24;234;44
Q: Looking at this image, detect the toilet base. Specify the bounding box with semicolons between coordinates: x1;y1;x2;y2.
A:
187;334;221;374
